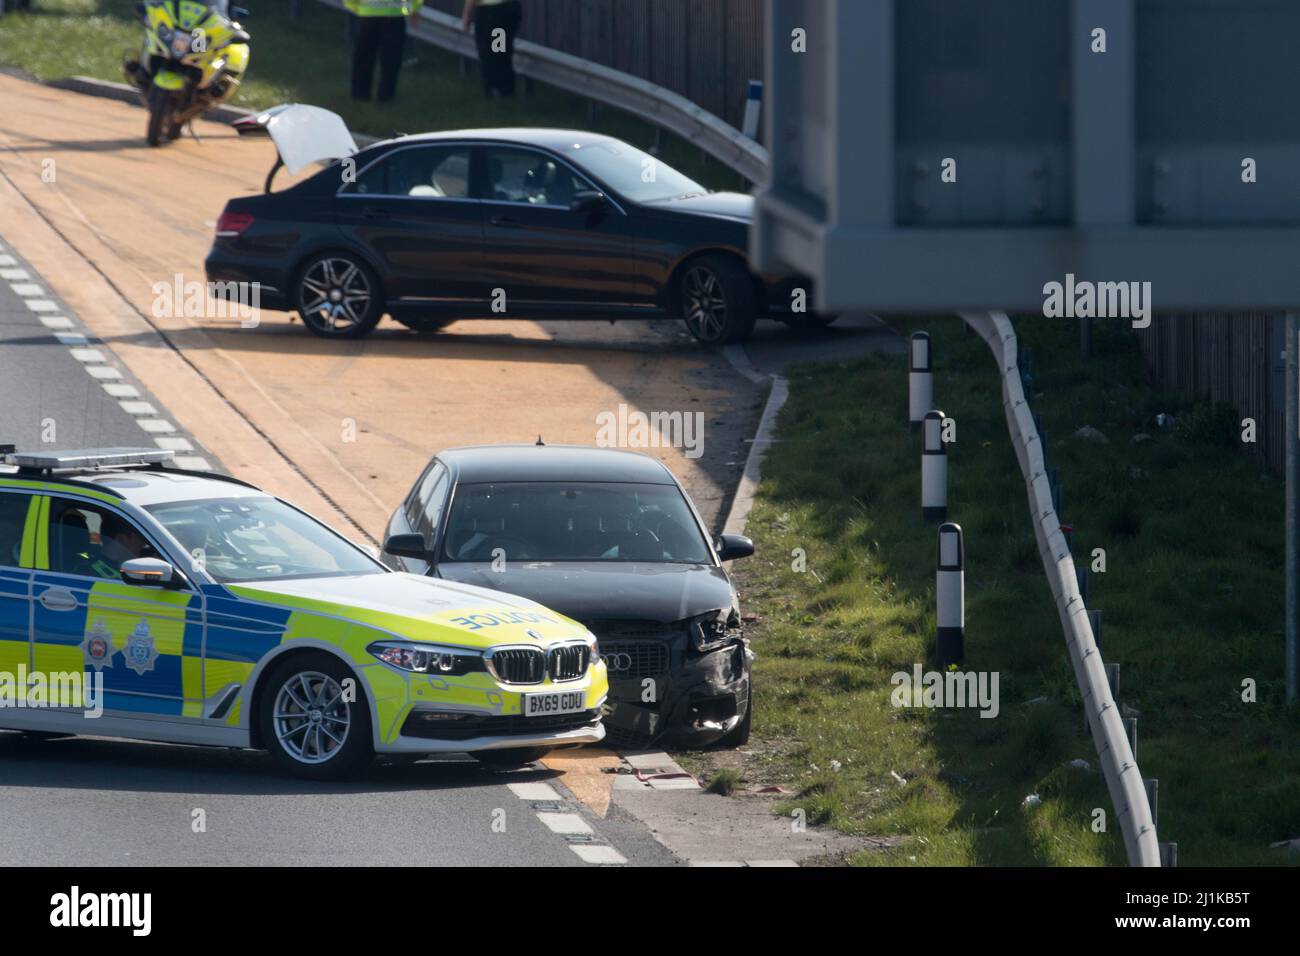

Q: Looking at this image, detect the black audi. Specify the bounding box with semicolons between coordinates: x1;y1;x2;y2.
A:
205;104;825;345
379;444;755;748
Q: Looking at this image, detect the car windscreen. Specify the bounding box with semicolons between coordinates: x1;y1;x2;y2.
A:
560;140;708;204
443;482;713;564
145;496;384;584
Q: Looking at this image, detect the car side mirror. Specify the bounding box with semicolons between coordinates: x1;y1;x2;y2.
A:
121;557;177;587
384;533;431;561
714;533;754;562
569;190;607;215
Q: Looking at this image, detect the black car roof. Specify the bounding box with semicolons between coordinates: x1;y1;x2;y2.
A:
439;444;677;485
369;128;625;153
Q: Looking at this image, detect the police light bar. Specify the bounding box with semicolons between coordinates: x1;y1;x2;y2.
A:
3;447;175;471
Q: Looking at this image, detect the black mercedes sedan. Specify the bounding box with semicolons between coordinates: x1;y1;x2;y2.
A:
379;443;755;748
205;104;825;345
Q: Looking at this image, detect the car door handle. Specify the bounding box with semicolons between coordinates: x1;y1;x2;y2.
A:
363;207;391;220
489;215;519;228
39;589;78;612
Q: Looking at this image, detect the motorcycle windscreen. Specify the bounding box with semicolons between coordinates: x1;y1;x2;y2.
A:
238;104;358;176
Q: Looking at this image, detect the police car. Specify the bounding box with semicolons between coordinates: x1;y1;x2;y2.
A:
0;447;607;778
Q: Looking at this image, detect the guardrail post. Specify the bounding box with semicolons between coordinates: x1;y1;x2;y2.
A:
922;410;948;522
1160;842;1178;867
1088;609;1102;647
1144;778;1159;829
1124;716;1138;756
909;331;933;428
1106;661;1120;699
1049;467;1061;514
1076;564;1089;607
936;522;965;667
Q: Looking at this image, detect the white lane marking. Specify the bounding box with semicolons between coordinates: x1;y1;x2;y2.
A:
506;783;561;801
137;419;176;434
690;860;746;867
153;436;194;452
0;269;29;281
173;456;212;471
86;366;122;380
9;283;43;297
103;383;141;398
38;315;74;330
536;812;593;835
25;299;59;313
569;845;627;865
54;333;88;346
0;255;15;266
70;348;107;364
119;401;157;416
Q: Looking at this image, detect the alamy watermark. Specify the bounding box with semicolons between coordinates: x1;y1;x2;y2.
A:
890;664;1000;719
1042;273;1151;328
595;403;705;459
151;273;261;328
0;666;104;718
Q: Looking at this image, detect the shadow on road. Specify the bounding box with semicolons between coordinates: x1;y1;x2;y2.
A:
0;731;564;796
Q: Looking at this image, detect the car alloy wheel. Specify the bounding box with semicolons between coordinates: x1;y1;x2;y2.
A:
272;670;351;765
683;265;728;342
298;256;377;337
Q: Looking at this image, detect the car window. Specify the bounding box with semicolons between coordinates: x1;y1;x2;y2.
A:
146;496;384;584
353;146;471;198
47;498;158;581
484;147;588;207
559;139;707;203
442;481;713;564
0;493;30;568
405;461;448;533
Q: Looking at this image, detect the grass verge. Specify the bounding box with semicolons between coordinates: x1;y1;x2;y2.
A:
688;316;1295;866
0;0;733;189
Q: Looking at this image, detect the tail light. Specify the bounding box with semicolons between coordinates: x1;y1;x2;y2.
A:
215;211;255;238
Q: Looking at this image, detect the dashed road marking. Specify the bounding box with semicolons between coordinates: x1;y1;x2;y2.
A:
506;783;561;801
536;813;594;836
4;252;212;472
569;845;628;865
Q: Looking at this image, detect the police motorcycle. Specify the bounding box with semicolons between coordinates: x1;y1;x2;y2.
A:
123;0;252;147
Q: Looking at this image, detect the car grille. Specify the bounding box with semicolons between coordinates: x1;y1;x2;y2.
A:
401;709;600;741
548;644;590;682
489;644;590;684
490;648;546;684
599;641;671;679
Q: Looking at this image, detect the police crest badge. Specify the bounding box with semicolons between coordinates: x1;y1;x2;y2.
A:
81;618;115;671
122;619;160;676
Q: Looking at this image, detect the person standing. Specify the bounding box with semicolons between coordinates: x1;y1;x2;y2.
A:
461;0;522;98
347;0;423;102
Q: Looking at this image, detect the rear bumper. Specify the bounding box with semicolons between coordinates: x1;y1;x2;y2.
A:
205;250;292;312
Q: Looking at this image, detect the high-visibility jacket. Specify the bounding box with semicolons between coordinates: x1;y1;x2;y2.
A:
344;0;422;17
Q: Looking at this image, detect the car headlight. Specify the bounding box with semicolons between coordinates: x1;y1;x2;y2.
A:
367;641;483;676
584;632;602;666
687;610;738;653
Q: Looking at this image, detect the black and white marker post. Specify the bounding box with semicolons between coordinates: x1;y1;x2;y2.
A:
909;332;933;429
922;409;947;522
936;522;965;666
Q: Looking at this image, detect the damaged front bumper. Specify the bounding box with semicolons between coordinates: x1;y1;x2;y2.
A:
601;638;752;747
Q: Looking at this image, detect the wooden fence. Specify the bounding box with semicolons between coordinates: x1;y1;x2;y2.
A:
422;0;766;129
1136;315;1287;473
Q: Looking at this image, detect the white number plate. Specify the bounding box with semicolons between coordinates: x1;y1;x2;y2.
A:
524;691;586;717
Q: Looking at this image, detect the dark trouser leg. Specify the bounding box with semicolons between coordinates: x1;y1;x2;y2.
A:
376;16;406;101
496;1;521;98
351;15;381;100
473;7;497;96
